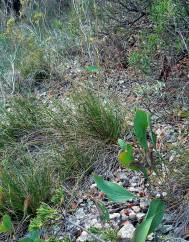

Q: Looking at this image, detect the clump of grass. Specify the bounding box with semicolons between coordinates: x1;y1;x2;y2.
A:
0;95;47;146
0;152;53;216
173;150;189;190
89;227;118;242
47;144;96;181
71;90;124;143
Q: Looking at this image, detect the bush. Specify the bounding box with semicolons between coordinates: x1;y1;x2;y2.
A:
99;0;189;77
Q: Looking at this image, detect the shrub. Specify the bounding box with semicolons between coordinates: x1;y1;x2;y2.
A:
99;0;189;77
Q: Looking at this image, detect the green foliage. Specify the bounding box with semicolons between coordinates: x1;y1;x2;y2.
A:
104;0;189;74
51;188;64;206
0;96;44;145
89;227;118;242
20;230;44;242
0;156;52;216
118;109;157;176
118;142;134;167
72;91;124;143
29;203;58;231
133;199;165;242
94;175;136;202
95;176;165;241
85;65;101;73
134;109;149;151
0;214;12;233
96;201;110;222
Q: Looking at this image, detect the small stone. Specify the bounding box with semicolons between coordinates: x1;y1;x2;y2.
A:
132;206;141;213
119;80;125;85
76;231;91;242
120;209;129;216
162;192;167;197
140;200;149;210
136;212;145;221
90;184;97;189
119;172;128;180
110;213;121;220
121;214;129;221
128;187;139;192
117;222;136;239
129;211;136;220
93;223;102;229
89;218;98;226
156;193;161;198
130;182;138;187
147;233;154;241
161;225;173;234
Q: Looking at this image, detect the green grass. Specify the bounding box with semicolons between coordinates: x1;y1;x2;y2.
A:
52;145;97;181
0;90;125;218
0;96;45;144
71;90;124;143
0;151;53;216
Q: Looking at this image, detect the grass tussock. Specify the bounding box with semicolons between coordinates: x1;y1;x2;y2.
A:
0;151;52;216
0;90;125;217
173;151;189;191
0;96;44;142
71;90;124;143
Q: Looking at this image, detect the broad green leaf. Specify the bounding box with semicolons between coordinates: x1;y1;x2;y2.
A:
94;176;136;202
25;230;40;241
133;199;165;242
19;239;34;242
85;66;100;73
133;217;154;242
118;144;134;166
134;110;149;151
96;201;110;222
118;139;127;150
34;239;45;242
145;198;165;234
0;214;12;233
0;224;8;233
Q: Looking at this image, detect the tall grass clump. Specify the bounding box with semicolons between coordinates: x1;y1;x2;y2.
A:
71;90;124;143
0;152;52;216
48;144;96;181
0;96;45;146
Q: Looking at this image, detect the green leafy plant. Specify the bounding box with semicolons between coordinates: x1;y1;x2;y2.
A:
89;227;118;242
96;201;110;222
29;203;59;231
94;175;136;202
118;109;158;176
0;214;12;233
94;176;165;242
133;199;165;242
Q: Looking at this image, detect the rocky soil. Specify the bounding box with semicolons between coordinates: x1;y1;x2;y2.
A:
33;62;189;242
